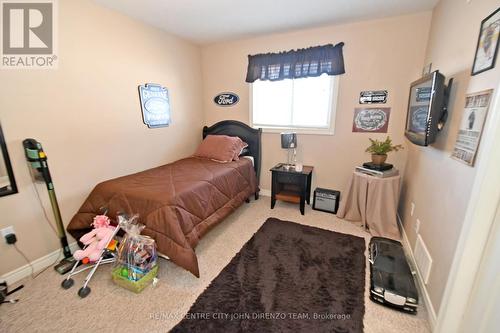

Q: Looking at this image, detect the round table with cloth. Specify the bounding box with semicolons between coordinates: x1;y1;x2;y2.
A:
337;171;401;240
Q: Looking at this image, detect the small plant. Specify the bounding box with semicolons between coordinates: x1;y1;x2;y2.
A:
365;136;403;155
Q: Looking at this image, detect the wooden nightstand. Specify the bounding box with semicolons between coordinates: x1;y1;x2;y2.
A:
270;163;313;215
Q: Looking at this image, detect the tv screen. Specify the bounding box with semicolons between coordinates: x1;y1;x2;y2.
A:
405;71;447;146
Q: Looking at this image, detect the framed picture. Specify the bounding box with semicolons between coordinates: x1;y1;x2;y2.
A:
471;8;500;76
352;107;391;133
451;89;493;166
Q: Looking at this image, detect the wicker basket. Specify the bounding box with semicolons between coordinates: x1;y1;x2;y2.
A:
112;265;158;293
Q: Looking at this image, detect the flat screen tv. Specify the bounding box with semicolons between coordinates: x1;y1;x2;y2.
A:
405;70;452;146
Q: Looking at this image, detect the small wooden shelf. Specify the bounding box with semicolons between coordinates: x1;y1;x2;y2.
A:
275;191;300;203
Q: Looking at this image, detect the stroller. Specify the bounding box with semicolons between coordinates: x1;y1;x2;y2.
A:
61;214;122;298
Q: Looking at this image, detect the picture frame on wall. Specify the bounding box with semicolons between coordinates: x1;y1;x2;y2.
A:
352;107;391;133
471;7;500;76
451;89;493;166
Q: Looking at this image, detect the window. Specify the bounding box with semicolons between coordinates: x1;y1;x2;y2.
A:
250;74;338;134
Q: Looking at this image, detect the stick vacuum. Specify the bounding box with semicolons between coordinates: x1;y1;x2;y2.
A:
23;139;76;274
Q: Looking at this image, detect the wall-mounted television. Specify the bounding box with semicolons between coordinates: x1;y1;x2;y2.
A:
405;70;452;146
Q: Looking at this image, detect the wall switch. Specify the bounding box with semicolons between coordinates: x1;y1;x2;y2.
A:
410;202;415;217
1;226;15;238
415;219;421;234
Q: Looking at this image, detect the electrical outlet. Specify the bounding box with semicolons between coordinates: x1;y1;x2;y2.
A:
1;226;15;238
410;202;415;217
415;219;421;234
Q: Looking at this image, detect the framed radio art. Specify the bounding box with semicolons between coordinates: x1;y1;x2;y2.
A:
471;7;500;76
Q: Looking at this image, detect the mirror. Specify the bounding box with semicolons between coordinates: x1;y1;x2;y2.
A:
0;122;18;197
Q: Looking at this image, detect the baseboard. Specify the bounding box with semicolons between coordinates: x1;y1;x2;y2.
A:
0;242;79;285
397;214;437;330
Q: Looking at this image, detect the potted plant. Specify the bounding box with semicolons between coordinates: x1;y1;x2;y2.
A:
365;136;403;165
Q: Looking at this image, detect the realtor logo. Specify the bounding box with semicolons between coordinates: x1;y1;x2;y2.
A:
1;0;57;68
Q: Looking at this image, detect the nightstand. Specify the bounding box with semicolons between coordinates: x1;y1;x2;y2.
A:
270;163;313;215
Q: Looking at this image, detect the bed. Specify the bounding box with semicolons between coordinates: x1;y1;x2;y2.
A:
67;120;261;277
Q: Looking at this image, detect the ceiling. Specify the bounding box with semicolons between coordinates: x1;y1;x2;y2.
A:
94;0;438;44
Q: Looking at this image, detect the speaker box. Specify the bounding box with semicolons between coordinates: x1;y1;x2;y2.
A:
313;188;340;214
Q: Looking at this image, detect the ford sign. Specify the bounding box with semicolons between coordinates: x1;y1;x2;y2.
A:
214;92;239;107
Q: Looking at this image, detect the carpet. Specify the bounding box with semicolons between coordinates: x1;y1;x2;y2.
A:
171;217;366;333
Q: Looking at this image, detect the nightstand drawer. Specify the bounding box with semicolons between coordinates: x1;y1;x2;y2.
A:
276;173;302;185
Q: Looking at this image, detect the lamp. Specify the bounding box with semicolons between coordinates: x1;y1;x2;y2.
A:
281;132;297;168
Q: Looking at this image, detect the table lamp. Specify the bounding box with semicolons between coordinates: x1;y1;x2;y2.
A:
281;132;297;168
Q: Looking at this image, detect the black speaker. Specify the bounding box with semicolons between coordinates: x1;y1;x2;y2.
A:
313;188;340;214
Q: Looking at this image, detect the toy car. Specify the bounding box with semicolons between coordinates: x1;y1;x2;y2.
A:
368;237;419;313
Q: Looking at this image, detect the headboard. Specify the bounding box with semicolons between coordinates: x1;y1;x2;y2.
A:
202;120;262;184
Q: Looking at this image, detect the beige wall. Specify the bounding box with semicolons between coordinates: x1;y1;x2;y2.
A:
0;0;203;275
399;0;500;313
202;12;431;193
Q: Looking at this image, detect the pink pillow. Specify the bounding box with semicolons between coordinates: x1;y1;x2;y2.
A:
194;135;247;163
233;138;249;161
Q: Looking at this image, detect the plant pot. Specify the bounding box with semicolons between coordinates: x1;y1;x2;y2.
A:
371;154;387;165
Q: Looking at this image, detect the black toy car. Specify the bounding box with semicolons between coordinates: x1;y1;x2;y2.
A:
369;237;419;313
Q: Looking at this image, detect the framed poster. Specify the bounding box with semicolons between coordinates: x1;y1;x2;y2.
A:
471;8;500;75
138;83;171;128
352;107;391;133
451;89;493;166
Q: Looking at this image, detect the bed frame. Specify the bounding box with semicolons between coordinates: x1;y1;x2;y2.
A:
203;120;262;189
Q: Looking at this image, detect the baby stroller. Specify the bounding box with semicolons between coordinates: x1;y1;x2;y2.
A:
61;215;122;298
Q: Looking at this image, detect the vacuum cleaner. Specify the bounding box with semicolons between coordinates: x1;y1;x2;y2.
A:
23;139;76;274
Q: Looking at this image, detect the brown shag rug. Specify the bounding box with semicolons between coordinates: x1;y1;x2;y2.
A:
171;218;366;333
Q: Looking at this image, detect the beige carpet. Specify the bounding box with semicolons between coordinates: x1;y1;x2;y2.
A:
0;197;430;333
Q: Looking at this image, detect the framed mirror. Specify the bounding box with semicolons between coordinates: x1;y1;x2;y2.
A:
0;122;18;197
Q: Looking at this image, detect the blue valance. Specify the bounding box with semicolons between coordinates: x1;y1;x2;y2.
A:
245;42;345;83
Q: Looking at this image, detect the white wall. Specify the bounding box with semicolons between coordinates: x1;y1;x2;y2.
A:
399;0;500;313
0;0;203;275
201;12;432;193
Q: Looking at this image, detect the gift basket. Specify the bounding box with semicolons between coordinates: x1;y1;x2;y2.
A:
112;215;158;293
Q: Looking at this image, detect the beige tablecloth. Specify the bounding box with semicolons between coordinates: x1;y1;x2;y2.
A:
337;171;401;240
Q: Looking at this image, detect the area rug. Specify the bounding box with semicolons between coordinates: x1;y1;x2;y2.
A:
171;218;366;333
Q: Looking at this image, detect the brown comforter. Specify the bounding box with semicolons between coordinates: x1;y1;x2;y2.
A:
67;157;258;277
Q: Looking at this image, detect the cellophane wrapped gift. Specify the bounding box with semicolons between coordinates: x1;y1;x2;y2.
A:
113;215;158;288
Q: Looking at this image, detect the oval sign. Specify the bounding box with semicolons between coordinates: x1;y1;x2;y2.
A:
145;97;168;114
214;92;239;107
355;108;387;131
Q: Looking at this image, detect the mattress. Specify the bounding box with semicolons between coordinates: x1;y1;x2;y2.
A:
67;156;258;277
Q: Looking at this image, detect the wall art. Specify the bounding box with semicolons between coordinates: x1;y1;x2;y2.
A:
352;107;391;133
451;89;493;166
138;83;171;128
471;8;500;75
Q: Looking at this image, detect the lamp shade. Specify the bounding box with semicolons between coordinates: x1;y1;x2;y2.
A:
281;132;297;149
